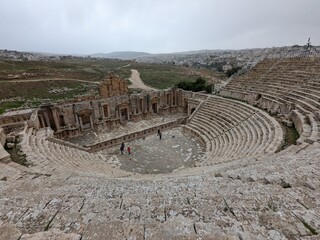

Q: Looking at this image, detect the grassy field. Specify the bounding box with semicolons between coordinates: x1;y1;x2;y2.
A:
0;58;133;81
123;63;202;89
0;58;223;113
0;80;98;99
0;58;222;87
0;101;25;114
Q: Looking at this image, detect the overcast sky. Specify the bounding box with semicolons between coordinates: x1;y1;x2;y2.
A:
0;0;319;54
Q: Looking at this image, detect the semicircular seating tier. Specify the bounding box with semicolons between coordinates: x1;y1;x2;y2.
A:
220;56;320;144
18;127;122;176
17;95;284;173
183;96;284;166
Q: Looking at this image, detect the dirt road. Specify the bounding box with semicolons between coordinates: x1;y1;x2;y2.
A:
0;68;157;91
128;69;156;91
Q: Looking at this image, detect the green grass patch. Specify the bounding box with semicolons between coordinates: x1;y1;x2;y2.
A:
0;101;25;114
0;80;98;104
122;62;212;89
0;59;133;81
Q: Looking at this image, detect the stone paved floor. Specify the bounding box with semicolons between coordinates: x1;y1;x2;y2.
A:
101;128;204;174
67;113;186;146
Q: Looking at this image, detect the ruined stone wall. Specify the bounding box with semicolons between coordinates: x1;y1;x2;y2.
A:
99;75;128;98
27;110;40;129
88;118;182;152
60;106;77;126
0;127;10;163
37;89;189;138
0;109;33;125
0;128;5;146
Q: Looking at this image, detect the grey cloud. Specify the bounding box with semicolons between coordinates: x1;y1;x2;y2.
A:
0;0;319;54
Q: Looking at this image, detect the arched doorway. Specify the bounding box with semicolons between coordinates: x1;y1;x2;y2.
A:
78;109;93;130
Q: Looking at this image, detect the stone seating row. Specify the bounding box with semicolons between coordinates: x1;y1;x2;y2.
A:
225;141;320;188
2;140;320;240
19;128;113;174
186;96;283;166
226;57;320;91
222;57;320;144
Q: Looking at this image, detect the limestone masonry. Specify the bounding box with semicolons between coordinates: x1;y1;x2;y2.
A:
99;74;129;98
0;58;320;239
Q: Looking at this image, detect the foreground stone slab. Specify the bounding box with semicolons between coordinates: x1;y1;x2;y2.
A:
20;229;81;240
0;224;22;240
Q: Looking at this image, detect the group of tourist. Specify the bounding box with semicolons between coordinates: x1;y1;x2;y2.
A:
120;142;130;155
119;129;162;156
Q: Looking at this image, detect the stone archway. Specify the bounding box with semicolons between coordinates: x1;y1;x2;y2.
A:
59;115;66;127
151;97;158;114
103;105;109;118
118;103;130;123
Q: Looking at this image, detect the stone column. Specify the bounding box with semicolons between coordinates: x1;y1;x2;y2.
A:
135;98;139;114
101;105;105;118
127;107;130;121
90;115;94;129
44;112;51;128
79;116;83;131
146;95;150;112
98;102;103;119
162;93;164;106
119;109;123;123
52;108;60;131
39;115;45;128
140;98;144;113
173;91;176;106
90;102;96;120
175;91;178;105
73;105;79;127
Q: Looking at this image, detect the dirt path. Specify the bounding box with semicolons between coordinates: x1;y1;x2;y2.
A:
128;69;156;91
0;68;157;91
116;63;131;69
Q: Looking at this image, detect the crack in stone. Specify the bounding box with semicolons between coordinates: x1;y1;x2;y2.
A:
79;197;86;212
44;209;60;231
193;223;198;235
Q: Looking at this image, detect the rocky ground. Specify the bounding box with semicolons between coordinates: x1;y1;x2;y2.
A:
101;128;204;174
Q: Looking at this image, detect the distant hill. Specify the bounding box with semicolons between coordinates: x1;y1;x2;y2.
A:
90;51;151;60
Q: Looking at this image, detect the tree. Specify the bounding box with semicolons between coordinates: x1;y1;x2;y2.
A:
226;67;241;78
175;77;212;93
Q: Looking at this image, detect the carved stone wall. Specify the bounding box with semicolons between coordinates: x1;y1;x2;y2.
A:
0;109;33;125
33;89;191;139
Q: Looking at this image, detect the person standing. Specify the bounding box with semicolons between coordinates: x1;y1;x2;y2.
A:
120;142;125;154
157;129;162;140
127;146;131;155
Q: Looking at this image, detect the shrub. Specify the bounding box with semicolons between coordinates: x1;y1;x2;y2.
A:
226;66;241;77
176;77;213;93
